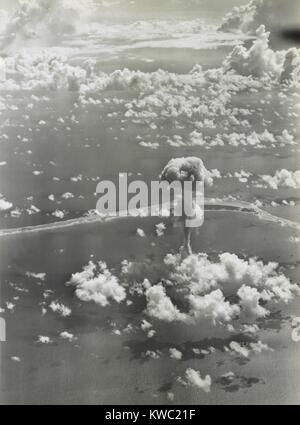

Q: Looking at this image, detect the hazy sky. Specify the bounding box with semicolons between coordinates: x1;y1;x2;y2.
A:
0;0;253;30
1;1;298;28
0;0;249;15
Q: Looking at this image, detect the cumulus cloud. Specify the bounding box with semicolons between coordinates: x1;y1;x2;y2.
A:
156;223;166;237
146;249;292;328
169;348;183;360
69;261;126;307
224;26;280;78
219;0;265;33
167;252;271;292
0;196;13;212
52;210;66;220
137;228;146;237
280;48;300;83
183;368;212;393
189;289;240;325
261;275;300;304
165;253;220;293
62;192;74;199
221;371;235;381
11;356;21;363
219;0;296;35
26;271;46;281
145;350;161;360
219;130;295;149
0;51;92;91
250;340;273;354
224;25;300;83
49;301;72;317
38;335;53;344
261;169;300;190
59;331;76;342
167;392;175;402
164;252;299;323
241;324;259;335
141;319;152;331
228;340;273;357
0;0;96;51
6;302;16;312
220;2;253;31
237;285;269;319
229;341;250;358
145;284;188;323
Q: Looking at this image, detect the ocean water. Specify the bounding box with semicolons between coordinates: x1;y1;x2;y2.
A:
0;0;300;405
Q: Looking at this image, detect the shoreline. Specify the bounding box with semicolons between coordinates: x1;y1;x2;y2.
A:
0;199;299;238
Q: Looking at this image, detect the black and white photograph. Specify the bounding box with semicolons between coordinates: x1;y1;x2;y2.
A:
0;0;300;406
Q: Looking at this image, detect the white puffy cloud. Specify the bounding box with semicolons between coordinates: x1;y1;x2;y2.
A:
241;324;259;335
6;302;15;311
167;392;175;402
38;336;53;344
189;289;240;325
145;284;188;323
0;196;13;211
0;51;91;92
164;252;299;324
169;348;183;360
0;10;297;125
219;0;262;33
166;252;274;293
141;320;152;332
145;350;161;360
250;340;273;354
52;210;66;220
11;356;21;363
137;228;146;237
261;169;300;190
183;368;212;393
219;0;297;36
49;301;72;317
261;275;300;304
224;26;282;78
147;329;156;339
280;48;300;83
156;223;166;237
238;285;269;319
26;271;46;281
69;261;126;307
221;371;236;381
62;192;74;199
59;331;76;342
220;130;292;149
165;253;218;293
228;340;273;357
229;341;250;358
224;25;300;84
0;0;96;51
